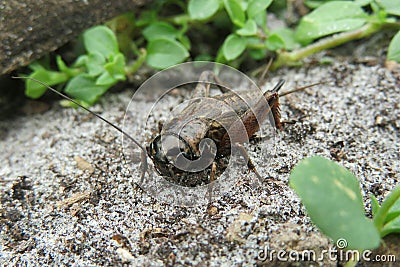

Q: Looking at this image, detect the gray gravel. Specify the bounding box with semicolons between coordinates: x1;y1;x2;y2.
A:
1;61;399;266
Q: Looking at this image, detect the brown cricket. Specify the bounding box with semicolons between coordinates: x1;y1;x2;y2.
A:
146;71;319;187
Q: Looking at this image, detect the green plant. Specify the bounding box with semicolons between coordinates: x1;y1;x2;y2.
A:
24;0;400;105
25;26;128;106
289;156;400;262
273;0;400;69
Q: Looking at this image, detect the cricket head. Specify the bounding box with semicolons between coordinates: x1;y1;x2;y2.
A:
147;132;218;178
147;133;194;177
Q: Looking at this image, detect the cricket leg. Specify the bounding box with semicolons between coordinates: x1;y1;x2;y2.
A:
192;71;233;98
208;161;217;203
212;74;231;94
191;71;214;98
235;143;263;183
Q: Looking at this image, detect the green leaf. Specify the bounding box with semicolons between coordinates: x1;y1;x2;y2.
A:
64;74;109;105
25;70;68;99
265;33;285;51
143;22;179;41
98;53;126;85
215;47;226;63
86;52;106;77
146;38;189;69
374;185;400;237
381;199;400;236
224;0;246;27
247;0;272;18
385;210;400;224
376;0;400;16
136;10;157;27
28;61;46;71
289;156;380;250
96;72;116;87
387;30;400;62
253;10;267;32
385;193;400;223
83;26;119;59
354;0;372;6
178;35;191;50
295;1;368;44
389;194;400;211
59;99;91;109
382;218;400;236
272;28;299;50
305;0;337;9
370;194;380;217
104;53;126;81
56;56;79;77
188;0;220;20
222;34;247;61
73;55;88;68
28;57;51;71
249;48;266;60
236;20;258;36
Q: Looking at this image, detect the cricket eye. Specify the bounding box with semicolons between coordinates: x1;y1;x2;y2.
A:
148;135;167;162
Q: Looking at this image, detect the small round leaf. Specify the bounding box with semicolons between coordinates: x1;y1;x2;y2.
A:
25;70;68;99
289;156;380;250
64;74;108;105
143;22;179;41
146;38;189;69
222;34;247;61
376;0;400;16
83;26;119;59
295;1;367;44
265;34;285;51
224;0;246;27
188;0;220;20
236;20;258;36
387;30;400;62
247;0;272;18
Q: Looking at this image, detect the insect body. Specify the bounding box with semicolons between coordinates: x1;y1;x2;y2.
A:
147;71;286;187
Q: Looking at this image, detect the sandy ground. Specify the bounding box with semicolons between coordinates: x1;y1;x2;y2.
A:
1;61;399;266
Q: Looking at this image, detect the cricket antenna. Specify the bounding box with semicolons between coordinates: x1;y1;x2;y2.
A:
257;58;274;86
13;76;148;182
272;79;285;93
279;81;324;97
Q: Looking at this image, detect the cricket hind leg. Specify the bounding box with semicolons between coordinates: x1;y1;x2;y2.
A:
234;143;263;184
212;74;231;94
207;161;218;204
191;71;214;98
191;71;232;99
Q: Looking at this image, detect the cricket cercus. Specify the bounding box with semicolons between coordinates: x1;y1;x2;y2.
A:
15;70;318;192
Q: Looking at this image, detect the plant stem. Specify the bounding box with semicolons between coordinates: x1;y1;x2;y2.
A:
125;48;147;75
247;43;267;50
373;185;400;233
272;22;383;70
